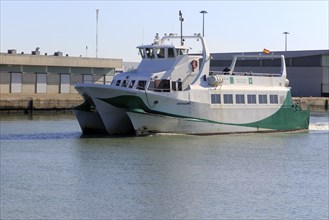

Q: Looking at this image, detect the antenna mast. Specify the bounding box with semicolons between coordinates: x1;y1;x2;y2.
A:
179;10;184;46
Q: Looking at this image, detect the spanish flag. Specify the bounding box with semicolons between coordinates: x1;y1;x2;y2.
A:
263;48;271;54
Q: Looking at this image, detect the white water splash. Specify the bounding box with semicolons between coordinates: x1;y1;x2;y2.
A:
309;122;329;131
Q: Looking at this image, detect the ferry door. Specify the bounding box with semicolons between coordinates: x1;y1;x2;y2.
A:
60;74;71;93
36;73;47;93
10;72;22;93
83;74;93;84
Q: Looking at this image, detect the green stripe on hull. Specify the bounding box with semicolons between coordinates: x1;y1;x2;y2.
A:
242;91;309;130
99;91;309;132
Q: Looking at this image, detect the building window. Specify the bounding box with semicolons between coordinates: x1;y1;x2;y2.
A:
235;94;245;104
270;94;279;104
247;94;256;104
223;94;233;104
83;74;93;84
259;94;268;104
211;94;221;104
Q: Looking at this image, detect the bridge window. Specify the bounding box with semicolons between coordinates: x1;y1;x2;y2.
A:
145;48;155;59
156;48;165;58
139;48;145;58
115;80;121;86
176;49;188;56
168;48;175;58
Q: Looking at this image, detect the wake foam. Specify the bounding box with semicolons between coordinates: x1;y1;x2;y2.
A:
309;122;329;131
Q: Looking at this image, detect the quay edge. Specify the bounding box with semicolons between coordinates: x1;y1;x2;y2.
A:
0;94;328;115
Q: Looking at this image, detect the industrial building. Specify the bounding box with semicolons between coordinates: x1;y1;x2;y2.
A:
0;49;121;95
210;50;329;97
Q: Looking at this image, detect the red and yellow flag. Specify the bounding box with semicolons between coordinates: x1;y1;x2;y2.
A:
263;48;271;54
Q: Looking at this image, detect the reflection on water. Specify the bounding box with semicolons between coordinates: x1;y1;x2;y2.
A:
0;112;328;219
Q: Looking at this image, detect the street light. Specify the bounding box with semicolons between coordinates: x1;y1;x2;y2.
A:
200;10;207;37
283;32;290;51
96;9;99;58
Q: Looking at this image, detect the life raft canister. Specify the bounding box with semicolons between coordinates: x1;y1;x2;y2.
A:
191;59;198;71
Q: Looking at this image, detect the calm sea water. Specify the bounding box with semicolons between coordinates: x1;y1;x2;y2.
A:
1;112;328;220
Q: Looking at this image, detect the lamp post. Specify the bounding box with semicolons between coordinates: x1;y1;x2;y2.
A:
283;32;290;51
200;10;207;37
96;9;99;58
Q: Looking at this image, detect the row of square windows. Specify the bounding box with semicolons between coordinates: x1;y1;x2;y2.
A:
211;94;279;104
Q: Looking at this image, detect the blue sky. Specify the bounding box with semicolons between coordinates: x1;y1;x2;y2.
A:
1;0;328;61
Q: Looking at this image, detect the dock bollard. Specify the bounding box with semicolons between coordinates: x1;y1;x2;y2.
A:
27;99;33;114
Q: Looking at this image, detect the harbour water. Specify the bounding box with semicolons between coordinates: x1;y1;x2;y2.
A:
1;112;328;219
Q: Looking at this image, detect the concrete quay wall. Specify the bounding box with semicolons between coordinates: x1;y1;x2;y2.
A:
0;95;328;115
0;94;83;114
292;97;329;111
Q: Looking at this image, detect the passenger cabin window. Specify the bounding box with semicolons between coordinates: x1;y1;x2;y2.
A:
121;80;127;87
223;94;233;104
151;80;170;92
172;81;177;91
177;81;182;91
236;94;245;104
129;80;135;88
115;80;121;86
168;48;175;58
270;94;278;104
137;80;147;90
259;95;268;104
211;94;221;104
247;94;257;104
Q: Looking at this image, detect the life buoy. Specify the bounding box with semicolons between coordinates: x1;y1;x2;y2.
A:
191;60;198;70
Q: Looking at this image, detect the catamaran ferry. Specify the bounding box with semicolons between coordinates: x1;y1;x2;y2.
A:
73;33;309;136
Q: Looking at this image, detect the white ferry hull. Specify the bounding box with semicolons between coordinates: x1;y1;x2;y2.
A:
75;85;134;135
72;108;107;134
92;98;134;135
127;111;268;135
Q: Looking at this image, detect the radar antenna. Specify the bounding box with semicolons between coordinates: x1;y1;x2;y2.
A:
179;10;184;46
